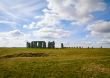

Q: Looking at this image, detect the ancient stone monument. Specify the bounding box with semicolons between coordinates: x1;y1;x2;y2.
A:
27;41;46;48
26;41;55;48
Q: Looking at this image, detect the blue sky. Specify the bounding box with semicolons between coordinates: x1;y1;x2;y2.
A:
0;0;110;48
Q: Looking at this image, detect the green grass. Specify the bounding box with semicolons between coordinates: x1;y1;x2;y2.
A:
0;48;110;78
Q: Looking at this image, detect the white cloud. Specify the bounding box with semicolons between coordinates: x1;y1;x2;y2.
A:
45;0;106;24
24;13;60;29
36;13;60;26
88;20;110;33
9;30;24;37
87;20;110;44
0;29;24;37
25;0;106;29
0;30;30;47
23;22;36;29
33;26;70;39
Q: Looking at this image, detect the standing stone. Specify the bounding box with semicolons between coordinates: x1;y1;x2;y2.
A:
48;41;50;48
30;41;34;48
38;41;42;48
43;41;46;48
26;42;30;48
61;43;64;48
48;41;55;48
52;41;55;48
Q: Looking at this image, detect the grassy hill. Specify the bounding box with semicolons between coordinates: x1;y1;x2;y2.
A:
0;48;110;78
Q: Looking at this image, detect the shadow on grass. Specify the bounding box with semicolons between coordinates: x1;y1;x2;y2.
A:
0;53;48;59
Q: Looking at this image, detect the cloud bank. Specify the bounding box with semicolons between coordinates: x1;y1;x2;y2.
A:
0;0;110;47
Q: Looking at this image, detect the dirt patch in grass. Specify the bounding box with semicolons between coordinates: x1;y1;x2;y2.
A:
0;53;48;59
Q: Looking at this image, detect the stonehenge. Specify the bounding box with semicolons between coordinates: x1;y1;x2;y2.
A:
27;41;55;48
27;41;103;49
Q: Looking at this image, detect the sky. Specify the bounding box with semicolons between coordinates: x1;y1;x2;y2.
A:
0;0;110;48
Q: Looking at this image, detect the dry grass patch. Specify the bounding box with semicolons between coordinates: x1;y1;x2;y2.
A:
82;63;110;74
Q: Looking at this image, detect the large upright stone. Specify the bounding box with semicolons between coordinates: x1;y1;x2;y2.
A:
61;43;64;48
43;41;46;48
34;41;37;48
37;41;42;48
48;41;55;48
30;41;34;48
26;42;30;48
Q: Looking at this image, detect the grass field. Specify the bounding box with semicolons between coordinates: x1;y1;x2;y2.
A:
0;48;110;78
